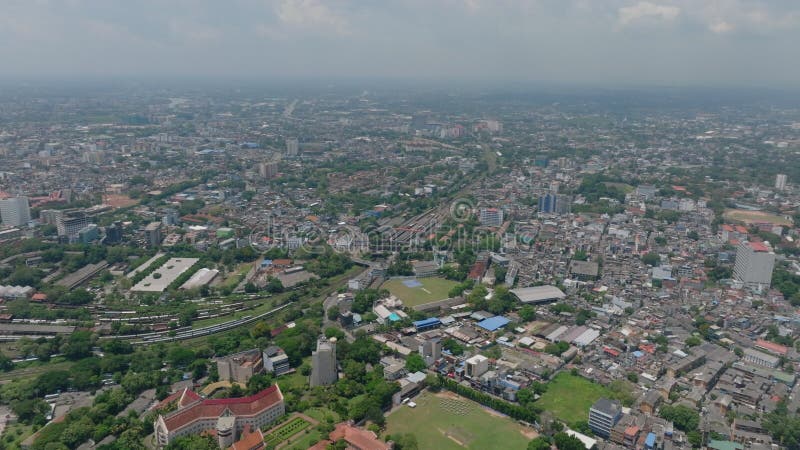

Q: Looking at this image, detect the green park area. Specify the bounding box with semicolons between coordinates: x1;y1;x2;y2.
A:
535;372;613;423
264;416;312;448
381;277;458;307
385;391;534;450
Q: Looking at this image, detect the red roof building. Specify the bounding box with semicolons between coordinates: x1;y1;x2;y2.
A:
328;422;392;450
154;385;284;448
228;425;264;450
755;339;789;356
152;387;202;411
468;261;487;281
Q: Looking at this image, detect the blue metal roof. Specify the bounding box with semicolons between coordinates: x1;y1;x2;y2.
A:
477;316;511;331
413;318;441;328
645;433;656;448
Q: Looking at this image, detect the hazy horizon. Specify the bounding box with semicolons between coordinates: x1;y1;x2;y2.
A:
1;0;799;88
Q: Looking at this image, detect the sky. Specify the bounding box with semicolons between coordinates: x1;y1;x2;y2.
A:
1;0;798;87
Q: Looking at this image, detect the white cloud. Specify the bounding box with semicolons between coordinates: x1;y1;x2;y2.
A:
276;0;350;35
708;20;734;34
671;0;800;35
618;1;681;26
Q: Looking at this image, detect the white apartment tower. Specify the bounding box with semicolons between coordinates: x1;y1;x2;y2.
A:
0;197;31;227
733;241;776;290
478;208;504;227
775;174;788;191
286;138;299;157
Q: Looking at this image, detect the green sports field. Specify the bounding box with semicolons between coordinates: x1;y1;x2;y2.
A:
723;209;792;226
385;391;535;450
535;372;612;424
381;277;458;307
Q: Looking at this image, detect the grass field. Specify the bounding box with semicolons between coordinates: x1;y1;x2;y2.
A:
385;391;534;450
381;277;458;307
0;359;74;382
603;182;635;193
536;372;612;424
723;209;793;226
303;407;340;423
2;422;34;449
284;429;323;450
218;263;253;291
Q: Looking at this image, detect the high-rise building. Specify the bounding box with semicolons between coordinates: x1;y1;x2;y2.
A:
479;208;503;227
0;197;31;227
258;161;279;179
57;213;90;242
310;337;337;387
286;138;299;157
775;173;788;191
538;193;571;215
39;209;62;226
145;222;163;248
162;209;180;226
733;241;776;290
538;194;556;214
78;224;99;244
589;398;622;438
105;221;124;244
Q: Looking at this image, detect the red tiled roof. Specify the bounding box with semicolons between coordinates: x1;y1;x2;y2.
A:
153;388;202;411
229;425;264;450
639;344;656;354
204;386;278;407
749;241;770;252
755;339;788;356
162;385;283;433
330;423;390;450
307;440;332;450
468;261;487;280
